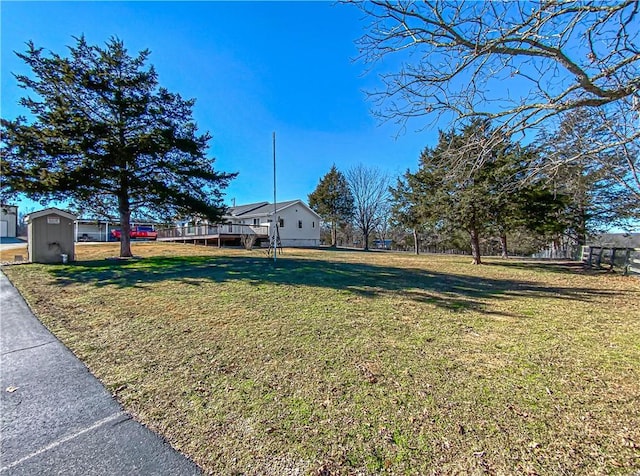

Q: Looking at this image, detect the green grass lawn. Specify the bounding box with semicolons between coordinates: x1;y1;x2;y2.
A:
3;243;639;475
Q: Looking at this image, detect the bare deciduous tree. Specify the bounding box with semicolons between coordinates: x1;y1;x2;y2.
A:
374;199;393;249
351;0;640;173
347;164;391;251
588;99;640;209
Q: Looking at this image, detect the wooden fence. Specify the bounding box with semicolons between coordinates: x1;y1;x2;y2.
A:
581;246;640;276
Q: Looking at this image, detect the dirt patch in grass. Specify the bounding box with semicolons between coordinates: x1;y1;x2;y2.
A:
0;245;27;265
3;243;640;474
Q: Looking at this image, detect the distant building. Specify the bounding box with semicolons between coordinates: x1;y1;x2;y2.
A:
74;219;158;242
588;233;640;248
75;219;115;242
0;204;18;238
373;239;392;250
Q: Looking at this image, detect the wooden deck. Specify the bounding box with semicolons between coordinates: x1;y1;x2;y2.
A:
157;224;269;247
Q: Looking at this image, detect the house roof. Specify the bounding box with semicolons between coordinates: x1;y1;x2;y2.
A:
226;201;269;217
25;207;77;222
226;200;321;219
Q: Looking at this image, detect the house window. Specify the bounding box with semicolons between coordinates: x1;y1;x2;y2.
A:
298;220;303;229
312;221;315;228
253;218;260;226
279;218;284;228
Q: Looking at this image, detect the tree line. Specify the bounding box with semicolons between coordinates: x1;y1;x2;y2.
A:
309;0;639;264
309;112;639;264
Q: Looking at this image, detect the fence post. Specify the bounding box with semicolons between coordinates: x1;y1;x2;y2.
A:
624;248;632;275
609;248;616;271
595;247;604;268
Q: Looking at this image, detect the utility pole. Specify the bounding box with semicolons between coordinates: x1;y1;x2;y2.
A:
272;131;277;264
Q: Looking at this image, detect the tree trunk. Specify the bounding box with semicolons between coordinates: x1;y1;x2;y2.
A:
469;227;482;264
500;234;508;259
413;228;420;255
363;228;369;251
331;222;337;247
118;194;133;258
552;236;561;259
577;207;587;247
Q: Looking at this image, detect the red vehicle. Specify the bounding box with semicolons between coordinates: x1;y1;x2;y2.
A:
110;226;158;241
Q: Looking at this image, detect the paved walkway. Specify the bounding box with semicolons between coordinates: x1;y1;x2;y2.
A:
0;272;202;475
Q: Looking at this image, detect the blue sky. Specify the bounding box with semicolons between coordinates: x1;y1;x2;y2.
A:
1;1;438;214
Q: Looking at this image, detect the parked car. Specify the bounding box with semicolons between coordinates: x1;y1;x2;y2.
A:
110;226;158;241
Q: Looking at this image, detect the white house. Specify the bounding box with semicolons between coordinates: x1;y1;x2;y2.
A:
1;204;18;238
225;200;321;247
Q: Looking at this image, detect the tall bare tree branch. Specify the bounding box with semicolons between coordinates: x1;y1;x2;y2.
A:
350;0;639;174
346;164;390;251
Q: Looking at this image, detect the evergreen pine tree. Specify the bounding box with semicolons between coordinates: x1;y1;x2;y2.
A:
1;36;236;257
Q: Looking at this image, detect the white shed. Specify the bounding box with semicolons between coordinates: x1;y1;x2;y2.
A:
1;204;18;238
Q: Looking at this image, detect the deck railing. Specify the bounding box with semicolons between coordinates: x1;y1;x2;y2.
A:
157;224;269;239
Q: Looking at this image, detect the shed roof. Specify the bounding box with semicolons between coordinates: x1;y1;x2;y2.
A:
25;207;77;222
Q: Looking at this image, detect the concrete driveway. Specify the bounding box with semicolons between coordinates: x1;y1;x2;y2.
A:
0;272;202;475
0;240;26;252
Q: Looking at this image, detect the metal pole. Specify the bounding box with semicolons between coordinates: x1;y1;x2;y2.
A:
273;131;277;264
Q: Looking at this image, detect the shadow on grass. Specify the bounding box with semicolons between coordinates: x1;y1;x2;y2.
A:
484;259;590;275
46;254;631;316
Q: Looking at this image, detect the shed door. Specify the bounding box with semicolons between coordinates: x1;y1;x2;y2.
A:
0;221;7;237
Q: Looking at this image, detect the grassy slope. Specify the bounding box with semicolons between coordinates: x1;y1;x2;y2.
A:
3;243;639;475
